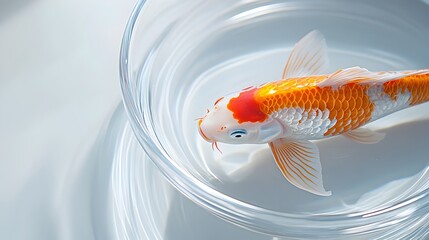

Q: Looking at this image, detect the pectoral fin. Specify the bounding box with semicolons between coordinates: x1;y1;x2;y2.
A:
269;139;331;196
343;128;385;144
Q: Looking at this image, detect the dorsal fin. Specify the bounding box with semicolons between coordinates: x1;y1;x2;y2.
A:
317;67;375;88
282;30;329;79
316;67;428;88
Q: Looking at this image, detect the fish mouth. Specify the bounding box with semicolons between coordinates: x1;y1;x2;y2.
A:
198;119;211;142
198;119;222;153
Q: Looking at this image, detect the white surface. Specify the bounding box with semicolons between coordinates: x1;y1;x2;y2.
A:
0;0;135;239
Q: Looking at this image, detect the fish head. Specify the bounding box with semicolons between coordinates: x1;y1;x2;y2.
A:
198;93;284;145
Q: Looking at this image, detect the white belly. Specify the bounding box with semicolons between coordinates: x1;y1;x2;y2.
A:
271;108;336;140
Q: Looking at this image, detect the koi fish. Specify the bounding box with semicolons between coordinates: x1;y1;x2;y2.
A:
197;30;429;196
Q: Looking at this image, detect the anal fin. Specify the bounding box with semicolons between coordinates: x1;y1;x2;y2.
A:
269;138;331;196
343;128;385;144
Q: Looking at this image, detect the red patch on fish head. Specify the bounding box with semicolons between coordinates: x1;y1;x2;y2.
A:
227;88;268;123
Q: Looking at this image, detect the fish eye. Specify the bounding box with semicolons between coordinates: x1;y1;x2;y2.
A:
229;129;247;139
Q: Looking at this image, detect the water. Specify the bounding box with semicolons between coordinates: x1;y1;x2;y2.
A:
120;0;429;238
184;47;429;213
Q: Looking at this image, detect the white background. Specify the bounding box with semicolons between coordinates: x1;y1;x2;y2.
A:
0;0;135;239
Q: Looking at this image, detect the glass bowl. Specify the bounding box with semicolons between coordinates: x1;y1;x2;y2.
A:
120;0;429;238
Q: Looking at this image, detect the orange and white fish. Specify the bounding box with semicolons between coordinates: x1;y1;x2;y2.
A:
198;30;429;196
